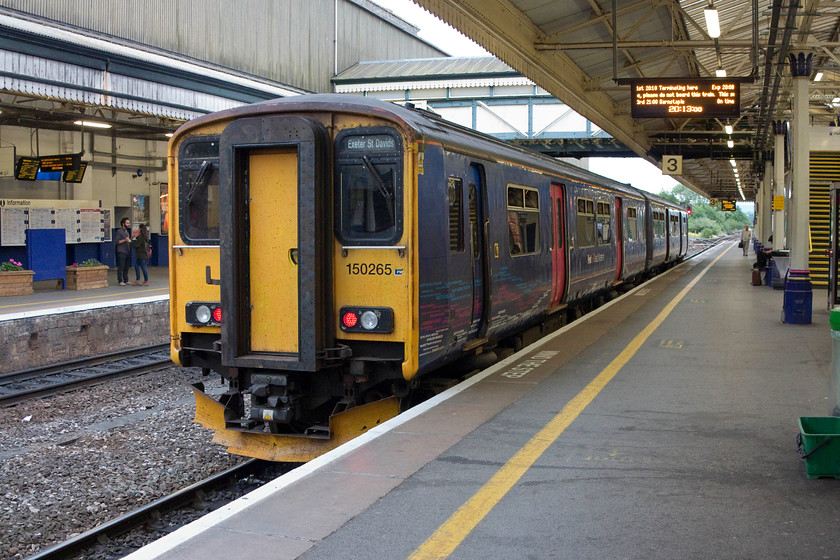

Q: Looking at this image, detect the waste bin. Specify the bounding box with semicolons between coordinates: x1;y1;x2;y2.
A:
771;251;789;290
797;416;840;478
783;270;812;324
832;308;840;416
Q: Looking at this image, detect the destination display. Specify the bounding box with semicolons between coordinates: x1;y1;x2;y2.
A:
14;157;40;181
721;199;737;212
631;79;739;118
63;162;88;183
39;153;82;172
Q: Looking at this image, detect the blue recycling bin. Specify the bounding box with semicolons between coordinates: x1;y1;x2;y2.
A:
783;270;812;324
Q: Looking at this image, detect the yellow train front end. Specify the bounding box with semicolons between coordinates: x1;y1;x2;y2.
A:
168;98;417;461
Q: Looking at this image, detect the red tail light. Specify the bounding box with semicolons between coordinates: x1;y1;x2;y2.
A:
342;311;359;328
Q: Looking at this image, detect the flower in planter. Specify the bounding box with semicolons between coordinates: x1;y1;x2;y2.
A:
0;259;24;271
72;258;104;267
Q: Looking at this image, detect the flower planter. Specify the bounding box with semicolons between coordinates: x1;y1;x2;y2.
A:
0;270;35;296
66;265;109;290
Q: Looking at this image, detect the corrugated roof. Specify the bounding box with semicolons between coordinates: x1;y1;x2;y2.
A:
334;56;520;83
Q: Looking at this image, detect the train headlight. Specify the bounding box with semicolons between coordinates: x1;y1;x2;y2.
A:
360;310;379;330
195;305;212;324
339;307;393;334
186;302;222;327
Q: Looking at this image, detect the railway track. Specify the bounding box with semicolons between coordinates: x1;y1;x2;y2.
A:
0;343;172;406
24;459;293;560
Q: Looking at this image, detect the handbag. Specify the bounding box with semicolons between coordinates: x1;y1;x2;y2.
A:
738;241;743;248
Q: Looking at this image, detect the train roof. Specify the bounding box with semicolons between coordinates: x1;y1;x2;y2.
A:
175;93;685;211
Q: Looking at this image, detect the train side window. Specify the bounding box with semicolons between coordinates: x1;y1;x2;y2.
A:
449;177;464;252
627;207;637;242
670;214;679;236
596;201;611;245
335;129;403;245
507;184;540;256
576;197;595;248
654;211;665;238
178;136;220;244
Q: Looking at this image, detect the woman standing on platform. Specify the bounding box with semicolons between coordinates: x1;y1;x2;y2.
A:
740;225;751;256
115;217;132;286
130;223;151;286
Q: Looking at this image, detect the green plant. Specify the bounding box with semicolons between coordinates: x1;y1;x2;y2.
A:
0;259;24;271
72;258;104;267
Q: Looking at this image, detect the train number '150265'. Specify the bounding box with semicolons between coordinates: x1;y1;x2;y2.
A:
347;263;393;275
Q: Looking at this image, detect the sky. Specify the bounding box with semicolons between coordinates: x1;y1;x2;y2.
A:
367;0;686;195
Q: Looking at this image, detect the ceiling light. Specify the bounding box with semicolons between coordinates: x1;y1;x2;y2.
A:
730;159;737;167
727;139;734;148
704;7;721;38
716;68;727;77
725;124;733;135
815;71;824;82
165;133;174;138
74;120;111;129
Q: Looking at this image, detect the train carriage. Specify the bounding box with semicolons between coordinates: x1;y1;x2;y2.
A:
168;94;688;462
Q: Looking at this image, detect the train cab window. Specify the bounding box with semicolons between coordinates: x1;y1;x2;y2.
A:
335;129;403;245
507;184;540;255
596;201;611;245
178;136;220;244
576;198;596;248
627;207;638;242
448;177;464;252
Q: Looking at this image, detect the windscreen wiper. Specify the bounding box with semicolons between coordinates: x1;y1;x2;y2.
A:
361;156;393;201
186;160;212;204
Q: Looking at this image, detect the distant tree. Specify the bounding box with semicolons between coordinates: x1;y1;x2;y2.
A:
657;185;750;238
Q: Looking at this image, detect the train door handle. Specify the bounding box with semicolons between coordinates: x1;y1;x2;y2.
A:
205;266;221;286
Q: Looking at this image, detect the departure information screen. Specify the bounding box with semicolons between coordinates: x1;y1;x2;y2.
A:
631;79;739;118
721;199;737;212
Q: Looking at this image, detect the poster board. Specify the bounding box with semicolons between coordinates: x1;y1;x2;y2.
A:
0;199;111;246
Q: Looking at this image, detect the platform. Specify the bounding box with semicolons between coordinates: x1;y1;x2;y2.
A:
0;266;168;320
123;243;839;559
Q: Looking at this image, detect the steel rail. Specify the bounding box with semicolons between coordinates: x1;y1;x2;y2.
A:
0;343;172;406
24;459;275;560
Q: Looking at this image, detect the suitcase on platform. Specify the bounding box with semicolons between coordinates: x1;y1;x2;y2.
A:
752;268;762;286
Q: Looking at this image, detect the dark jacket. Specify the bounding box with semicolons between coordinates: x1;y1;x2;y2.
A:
130;234;150;259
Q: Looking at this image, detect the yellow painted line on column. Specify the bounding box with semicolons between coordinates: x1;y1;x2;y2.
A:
408;246;731;560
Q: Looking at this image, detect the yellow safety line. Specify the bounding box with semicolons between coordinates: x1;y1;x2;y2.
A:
408;246;731;560
0;288;166;309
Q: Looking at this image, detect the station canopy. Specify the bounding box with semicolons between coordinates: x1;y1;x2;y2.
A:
412;0;840;202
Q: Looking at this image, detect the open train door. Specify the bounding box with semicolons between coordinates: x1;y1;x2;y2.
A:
550;183;567;307
218;116;333;372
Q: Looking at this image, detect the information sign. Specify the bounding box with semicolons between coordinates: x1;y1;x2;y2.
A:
62;162;88;183
631;79;739;118
721;199;737;212
14;157;39;181
39;153;81;172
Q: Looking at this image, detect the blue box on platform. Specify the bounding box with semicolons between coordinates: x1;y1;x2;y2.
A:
783;270;812;324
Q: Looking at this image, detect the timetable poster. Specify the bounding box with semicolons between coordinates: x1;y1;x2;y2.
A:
29;208;55;230
54;208;80;243
79;208;105;242
0;207;28;246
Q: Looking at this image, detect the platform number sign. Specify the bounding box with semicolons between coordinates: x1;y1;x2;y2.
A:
662;155;682;175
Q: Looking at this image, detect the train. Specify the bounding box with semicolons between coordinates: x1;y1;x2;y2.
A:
167;94;688;461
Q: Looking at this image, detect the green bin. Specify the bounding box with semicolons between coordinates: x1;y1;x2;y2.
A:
797;417;840;479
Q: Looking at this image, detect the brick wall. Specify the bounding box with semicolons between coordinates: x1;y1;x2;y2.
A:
0;301;169;374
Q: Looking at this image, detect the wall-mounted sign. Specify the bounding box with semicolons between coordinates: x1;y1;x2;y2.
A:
773;195;785;211
721;199;737;212
661;155;682;175
631;79;740;118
